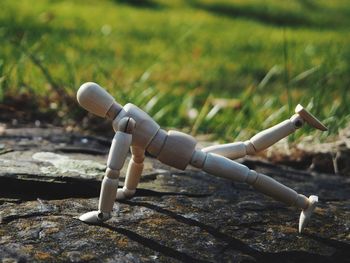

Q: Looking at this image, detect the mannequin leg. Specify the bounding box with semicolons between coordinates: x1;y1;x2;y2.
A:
202;104;327;160
190;150;317;232
202;115;302;159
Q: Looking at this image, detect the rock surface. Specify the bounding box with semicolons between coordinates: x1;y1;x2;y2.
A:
0;127;349;262
264;124;350;176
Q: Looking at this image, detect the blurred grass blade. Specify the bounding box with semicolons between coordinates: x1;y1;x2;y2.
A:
144;94;161;113
258;65;282;90
191;94;212;136
290;65;320;84
206;104;221;121
262;105;287;127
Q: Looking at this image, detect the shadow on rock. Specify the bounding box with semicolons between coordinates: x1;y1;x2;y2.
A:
100;222;211;263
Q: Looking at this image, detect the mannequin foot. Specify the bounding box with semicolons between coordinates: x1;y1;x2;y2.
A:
79;210;111;224
295;104;327;131
116;187;136;200
298;195;318;233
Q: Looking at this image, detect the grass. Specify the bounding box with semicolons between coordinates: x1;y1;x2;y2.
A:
0;0;349;142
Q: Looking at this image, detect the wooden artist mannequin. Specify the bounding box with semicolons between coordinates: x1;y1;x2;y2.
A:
77;82;327;233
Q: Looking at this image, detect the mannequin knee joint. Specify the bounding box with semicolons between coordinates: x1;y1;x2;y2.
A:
244;140;257;155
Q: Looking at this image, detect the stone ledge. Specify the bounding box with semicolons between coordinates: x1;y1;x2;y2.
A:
0;127;349;262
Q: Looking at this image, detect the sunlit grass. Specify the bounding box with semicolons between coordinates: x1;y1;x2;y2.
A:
0;0;349;142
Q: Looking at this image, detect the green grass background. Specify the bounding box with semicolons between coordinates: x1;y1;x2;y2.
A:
0;0;349;141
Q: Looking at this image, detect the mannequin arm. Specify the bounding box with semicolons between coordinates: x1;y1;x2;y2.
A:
116;146;145;200
79;117;135;224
